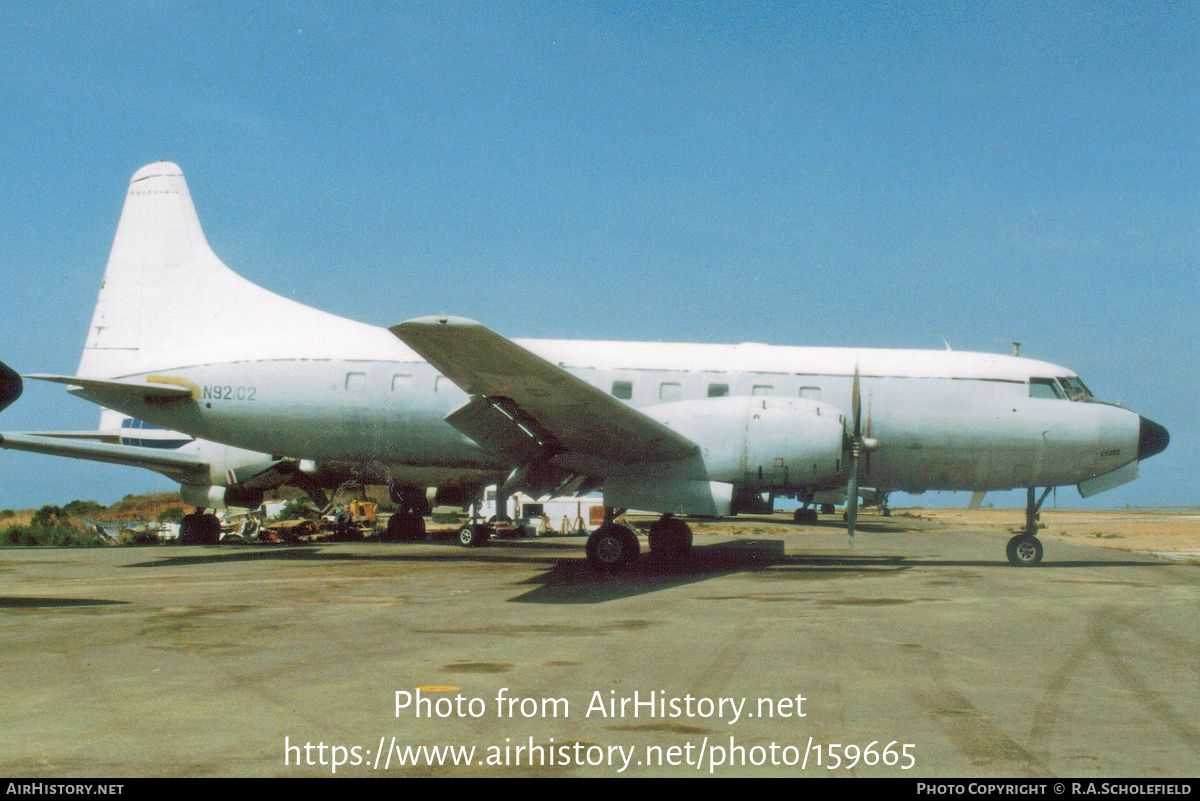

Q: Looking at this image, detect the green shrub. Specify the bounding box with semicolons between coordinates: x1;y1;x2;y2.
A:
2;523;105;547
63;499;106;516
31;505;71;528
156;507;185;524
274;498;315;520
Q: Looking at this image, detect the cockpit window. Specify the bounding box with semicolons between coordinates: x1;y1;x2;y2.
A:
1058;376;1093;401
1029;377;1064;399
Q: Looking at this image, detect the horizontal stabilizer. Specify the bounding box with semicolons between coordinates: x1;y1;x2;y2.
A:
0;432;208;481
27;374;195;408
20;430;121;444
0;361;21;413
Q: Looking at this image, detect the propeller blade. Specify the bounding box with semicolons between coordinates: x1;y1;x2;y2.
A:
851;364;862;438
846;452;859;547
846;365;862;546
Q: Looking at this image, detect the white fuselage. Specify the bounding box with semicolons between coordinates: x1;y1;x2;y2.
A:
87;334;1142;497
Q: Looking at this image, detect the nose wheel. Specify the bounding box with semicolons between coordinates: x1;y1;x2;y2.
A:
1006;534;1043;566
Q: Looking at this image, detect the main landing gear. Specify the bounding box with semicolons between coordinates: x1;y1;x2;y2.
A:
1007;487;1051;566
178;509;221;544
793;507;818;524
648;515;693;565
382;485;428;542
584;511;695;572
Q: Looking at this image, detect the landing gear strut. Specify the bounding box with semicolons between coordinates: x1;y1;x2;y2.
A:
1007;487;1050;566
585;508;639;572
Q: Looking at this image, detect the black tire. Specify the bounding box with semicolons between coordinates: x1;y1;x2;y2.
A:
178;514;197;544
793;508;818;524
586;523;639;572
1006;534;1043;566
385;512;426;542
458;524;490;548
648;518;692;564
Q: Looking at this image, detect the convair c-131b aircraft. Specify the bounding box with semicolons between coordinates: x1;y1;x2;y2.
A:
0;162;1170;568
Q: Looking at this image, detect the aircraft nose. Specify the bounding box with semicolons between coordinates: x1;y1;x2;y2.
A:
1137;416;1169;461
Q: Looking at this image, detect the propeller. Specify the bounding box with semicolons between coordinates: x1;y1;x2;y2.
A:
845;366;879;547
846;367;861;546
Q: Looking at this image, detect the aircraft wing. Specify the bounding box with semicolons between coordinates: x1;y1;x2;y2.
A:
390;317;698;469
0;433;209;482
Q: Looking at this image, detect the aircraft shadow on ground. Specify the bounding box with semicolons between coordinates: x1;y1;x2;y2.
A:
119;537;1170;605
0;596;128;609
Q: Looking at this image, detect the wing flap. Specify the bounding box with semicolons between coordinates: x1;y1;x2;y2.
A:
390;317;697;465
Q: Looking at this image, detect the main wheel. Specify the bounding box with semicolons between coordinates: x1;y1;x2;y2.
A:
586;523;639;572
793;508;818;524
648;517;692;564
200;513;222;544
385;512;426;542
178;513;198;544
1006;534;1043;566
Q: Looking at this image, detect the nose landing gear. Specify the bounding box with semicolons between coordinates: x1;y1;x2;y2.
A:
1007;486;1051;566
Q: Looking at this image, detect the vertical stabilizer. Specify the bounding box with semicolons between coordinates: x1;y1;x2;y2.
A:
77;161;387;378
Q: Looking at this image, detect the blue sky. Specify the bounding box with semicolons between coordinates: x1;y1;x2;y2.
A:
0;1;1194;510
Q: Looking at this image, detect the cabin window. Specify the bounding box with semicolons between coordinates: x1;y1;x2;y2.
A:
799;386;821;400
752;384;774;396
345;372;366;391
707;383;729;397
392;374;412;392
1029;377;1064;399
612;380;633;400
659;382;682;402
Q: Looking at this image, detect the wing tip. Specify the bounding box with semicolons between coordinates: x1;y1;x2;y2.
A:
389;315;485;338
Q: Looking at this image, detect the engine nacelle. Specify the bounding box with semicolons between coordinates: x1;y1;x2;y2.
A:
180;483;264;510
641;395;846;489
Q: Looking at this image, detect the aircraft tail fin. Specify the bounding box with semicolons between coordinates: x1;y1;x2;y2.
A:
76;161;382;379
